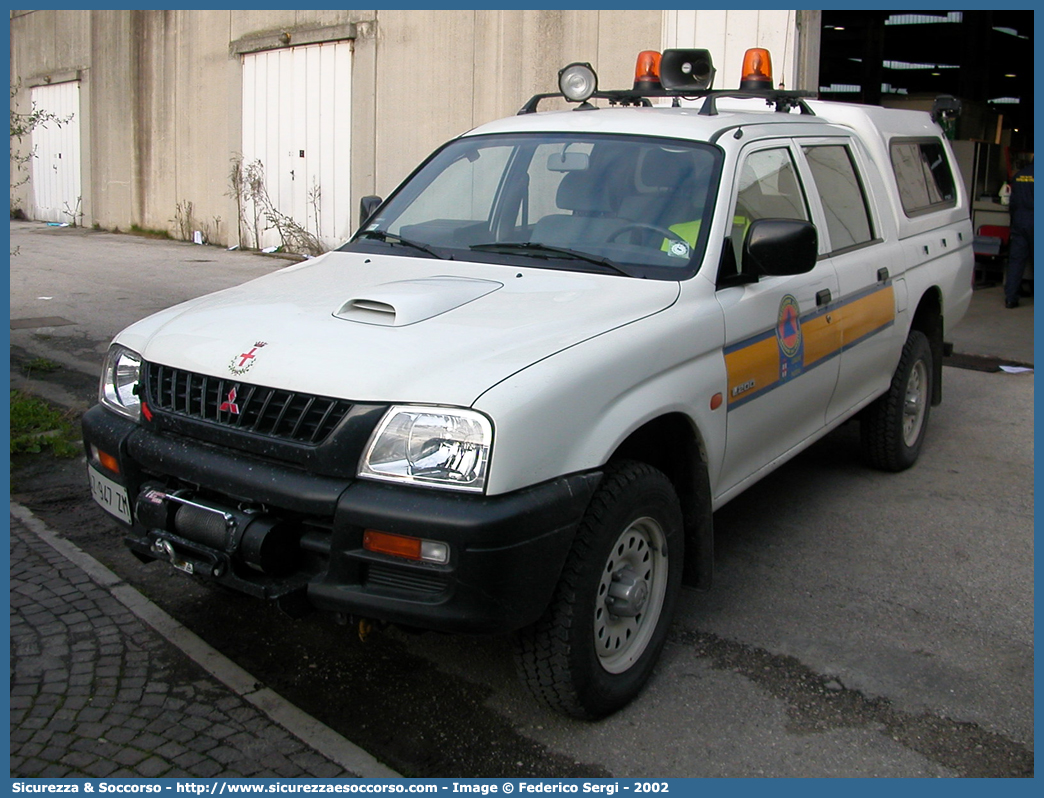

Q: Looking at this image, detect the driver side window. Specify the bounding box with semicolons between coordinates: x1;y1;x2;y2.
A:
722;146;810;280
735;147;809;222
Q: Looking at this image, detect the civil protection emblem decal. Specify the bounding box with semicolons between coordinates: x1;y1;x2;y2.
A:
775;294;803;380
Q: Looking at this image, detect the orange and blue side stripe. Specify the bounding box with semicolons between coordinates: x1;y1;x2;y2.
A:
724;282;895;411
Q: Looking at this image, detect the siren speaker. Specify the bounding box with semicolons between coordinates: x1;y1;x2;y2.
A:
660;49;715;91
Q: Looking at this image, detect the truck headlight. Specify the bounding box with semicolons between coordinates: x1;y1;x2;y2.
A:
99;344;143;421
359;406;493;493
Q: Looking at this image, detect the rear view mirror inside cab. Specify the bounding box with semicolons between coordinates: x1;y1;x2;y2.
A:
547;151;590;172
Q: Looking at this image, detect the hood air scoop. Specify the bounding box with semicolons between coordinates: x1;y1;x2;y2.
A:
333;276;503;327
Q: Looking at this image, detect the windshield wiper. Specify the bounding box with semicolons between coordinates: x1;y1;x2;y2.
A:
356;230;450;259
469;242;634;277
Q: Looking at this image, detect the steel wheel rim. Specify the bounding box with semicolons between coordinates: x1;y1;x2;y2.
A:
902;359;929;447
594;516;669;674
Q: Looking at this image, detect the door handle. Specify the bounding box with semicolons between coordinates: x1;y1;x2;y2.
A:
877;267;889;283
816;288;831;307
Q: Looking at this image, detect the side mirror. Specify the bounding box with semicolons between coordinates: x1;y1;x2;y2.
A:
742;219;818;277
359;195;383;229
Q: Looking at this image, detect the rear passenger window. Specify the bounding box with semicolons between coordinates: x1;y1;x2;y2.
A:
803;144;874;252
890;139;957;216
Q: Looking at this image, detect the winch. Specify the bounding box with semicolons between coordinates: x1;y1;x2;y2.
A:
133;484;299;577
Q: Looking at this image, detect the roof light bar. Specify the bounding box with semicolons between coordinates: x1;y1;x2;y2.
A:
520;46;813;116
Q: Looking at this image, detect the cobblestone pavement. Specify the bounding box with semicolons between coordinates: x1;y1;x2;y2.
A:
9;512;361;779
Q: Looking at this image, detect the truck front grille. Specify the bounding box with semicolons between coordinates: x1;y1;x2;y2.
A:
144;363;353;445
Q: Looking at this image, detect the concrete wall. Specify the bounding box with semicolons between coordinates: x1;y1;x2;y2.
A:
10;9;796;248
368;9;663;194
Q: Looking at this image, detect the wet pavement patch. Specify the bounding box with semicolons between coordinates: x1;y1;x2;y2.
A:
944;353;1033;372
671;629;1034;778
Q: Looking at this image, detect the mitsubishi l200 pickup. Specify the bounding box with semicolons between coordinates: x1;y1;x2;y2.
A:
84;48;973;718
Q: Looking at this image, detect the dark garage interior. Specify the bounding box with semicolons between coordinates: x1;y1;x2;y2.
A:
819;10;1032;148
819;10;1033;287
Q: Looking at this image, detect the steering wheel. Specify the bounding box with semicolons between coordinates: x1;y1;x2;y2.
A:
607;222;689;247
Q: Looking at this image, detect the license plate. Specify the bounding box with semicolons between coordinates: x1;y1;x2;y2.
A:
88;465;132;524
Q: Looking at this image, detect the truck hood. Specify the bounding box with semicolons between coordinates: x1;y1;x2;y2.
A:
115;251;680;407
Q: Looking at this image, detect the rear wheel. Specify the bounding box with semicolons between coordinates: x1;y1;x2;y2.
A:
862;329;933;471
514;461;684;719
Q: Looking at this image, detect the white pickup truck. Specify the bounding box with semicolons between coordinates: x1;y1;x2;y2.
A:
84;47;972;719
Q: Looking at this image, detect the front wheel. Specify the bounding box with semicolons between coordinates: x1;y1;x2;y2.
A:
514;461;684;719
861;329;934;471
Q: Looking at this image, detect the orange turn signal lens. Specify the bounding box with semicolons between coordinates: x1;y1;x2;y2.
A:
92;445;120;475
364;530;421;559
363;530;449;564
740;48;773;91
633;50;662;87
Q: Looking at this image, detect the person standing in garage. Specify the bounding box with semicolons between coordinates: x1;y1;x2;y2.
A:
1005;157;1034;309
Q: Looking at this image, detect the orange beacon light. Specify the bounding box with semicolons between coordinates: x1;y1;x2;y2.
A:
633;50;662;90
739;48;773;92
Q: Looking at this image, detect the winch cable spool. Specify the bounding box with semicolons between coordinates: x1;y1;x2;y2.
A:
135;486;299;576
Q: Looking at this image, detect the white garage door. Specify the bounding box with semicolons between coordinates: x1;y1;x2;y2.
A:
30;81;82;224
663;10;798;91
242;41;353;251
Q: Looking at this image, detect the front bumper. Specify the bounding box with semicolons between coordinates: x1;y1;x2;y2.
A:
82;405;598;634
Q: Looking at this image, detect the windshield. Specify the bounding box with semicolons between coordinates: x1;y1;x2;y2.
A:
343;132;723;280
